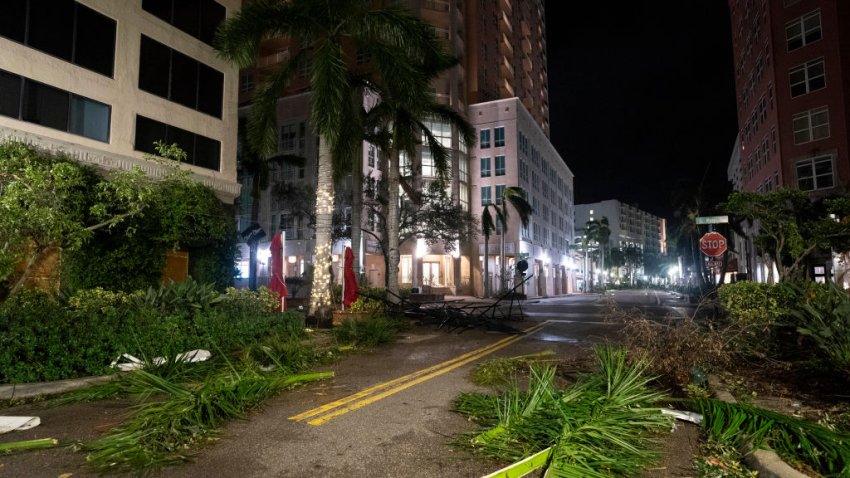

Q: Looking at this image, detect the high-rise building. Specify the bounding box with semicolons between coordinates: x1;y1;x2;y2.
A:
727;0;850;195
237;0;571;297
0;0;241;203
727;0;850;283
574;200;668;256
466;0;549;135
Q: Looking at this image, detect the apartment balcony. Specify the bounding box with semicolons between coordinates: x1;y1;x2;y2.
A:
499;0;512;16
522;75;533;91
500;56;514;77
521;37;532;54
520;19;531;37
500;78;514;97
499;33;513;57
499;11;512;34
521;55;532;73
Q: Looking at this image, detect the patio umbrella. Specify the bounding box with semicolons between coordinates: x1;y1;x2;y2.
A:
269;232;287;311
342;246;359;309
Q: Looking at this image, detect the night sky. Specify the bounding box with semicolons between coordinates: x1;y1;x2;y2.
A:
545;2;739;220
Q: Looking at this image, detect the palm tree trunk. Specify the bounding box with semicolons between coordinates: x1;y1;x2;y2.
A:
310;138;335;316
386;147;401;303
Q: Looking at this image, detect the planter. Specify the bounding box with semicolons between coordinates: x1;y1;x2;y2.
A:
332;311;371;326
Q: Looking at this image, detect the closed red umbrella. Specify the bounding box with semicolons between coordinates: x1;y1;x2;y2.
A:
342;246;359;308
269;232;287;311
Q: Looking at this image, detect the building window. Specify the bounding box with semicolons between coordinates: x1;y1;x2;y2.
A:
367;144;376;168
280;124;298;151
422;149;435;177
459;156;468;183
481;186;492;206
495;155;506;176
494;126;505;147
480;129;491;149
0;0;116;77
480;157;491;177
786;10;821;51
460;186;468;211
796;155;833;191
789;59;825;97
792;106;829;144
134;115;221;171
0;69;111;142
139;36;224;117
495;185;505;205
240;72;254;92
142;0;226;46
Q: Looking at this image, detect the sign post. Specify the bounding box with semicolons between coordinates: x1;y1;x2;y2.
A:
699;231;727;257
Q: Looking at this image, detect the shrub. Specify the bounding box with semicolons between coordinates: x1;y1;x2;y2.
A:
333;317;402;347
790;281;850;377
0;285;305;384
717;281;795;327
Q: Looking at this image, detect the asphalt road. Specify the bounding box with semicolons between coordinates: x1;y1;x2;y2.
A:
152;290;692;478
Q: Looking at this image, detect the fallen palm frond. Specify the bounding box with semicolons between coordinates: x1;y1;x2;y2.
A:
455;346;672;477
692;398;850;477
0;438;58;454
82;366;332;474
470;350;557;387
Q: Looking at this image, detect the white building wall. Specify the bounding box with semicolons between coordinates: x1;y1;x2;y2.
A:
469;98;575;297
0;0;240;202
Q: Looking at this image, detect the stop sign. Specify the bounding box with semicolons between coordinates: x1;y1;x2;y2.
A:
699;232;727;257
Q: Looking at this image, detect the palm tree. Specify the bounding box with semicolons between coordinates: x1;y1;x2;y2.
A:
360;52;475;302
585;216;611;287
481;187;533;297
216;0;446;315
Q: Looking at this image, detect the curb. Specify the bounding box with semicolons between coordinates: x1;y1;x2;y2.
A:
0;375;114;401
707;376;810;478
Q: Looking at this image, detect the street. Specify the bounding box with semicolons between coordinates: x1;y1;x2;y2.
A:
155;290;691;478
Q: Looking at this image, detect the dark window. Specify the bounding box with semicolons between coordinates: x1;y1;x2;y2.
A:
173;0;201;37
0;0;27;42
73;4;117;76
197;63;224;117
200;1;227;44
69;95;110;142
134;115;167;155
138;36;223;118
141;0;172;21
135;115;221;171
142;0;225;46
194;134;221;170
170;50;199;108
139;36;171;98
0;71;22;118
0;69;110;142
0;0;115;77
27;0;74;61
22;80;69;131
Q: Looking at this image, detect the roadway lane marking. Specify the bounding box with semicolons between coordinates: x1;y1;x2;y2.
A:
289;322;549;425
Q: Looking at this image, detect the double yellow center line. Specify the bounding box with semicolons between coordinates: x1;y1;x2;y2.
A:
289;321;549;426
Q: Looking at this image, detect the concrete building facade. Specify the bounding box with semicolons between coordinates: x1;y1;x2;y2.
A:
470;98;575;297
574;200;668;256
727;0;850;284
0;0;241;202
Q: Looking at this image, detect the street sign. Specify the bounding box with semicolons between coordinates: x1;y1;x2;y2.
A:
699;232;727;257
696;215;729;225
706;260;722;267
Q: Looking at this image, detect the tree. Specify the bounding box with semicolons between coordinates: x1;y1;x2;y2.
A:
584;217;611;287
721;188;850;282
481;187;533;297
217;0;448;315
361;59;475;301
0;141;152;297
361;178;476;287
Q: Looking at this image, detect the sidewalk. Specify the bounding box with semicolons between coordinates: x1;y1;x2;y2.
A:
0;375;114;401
